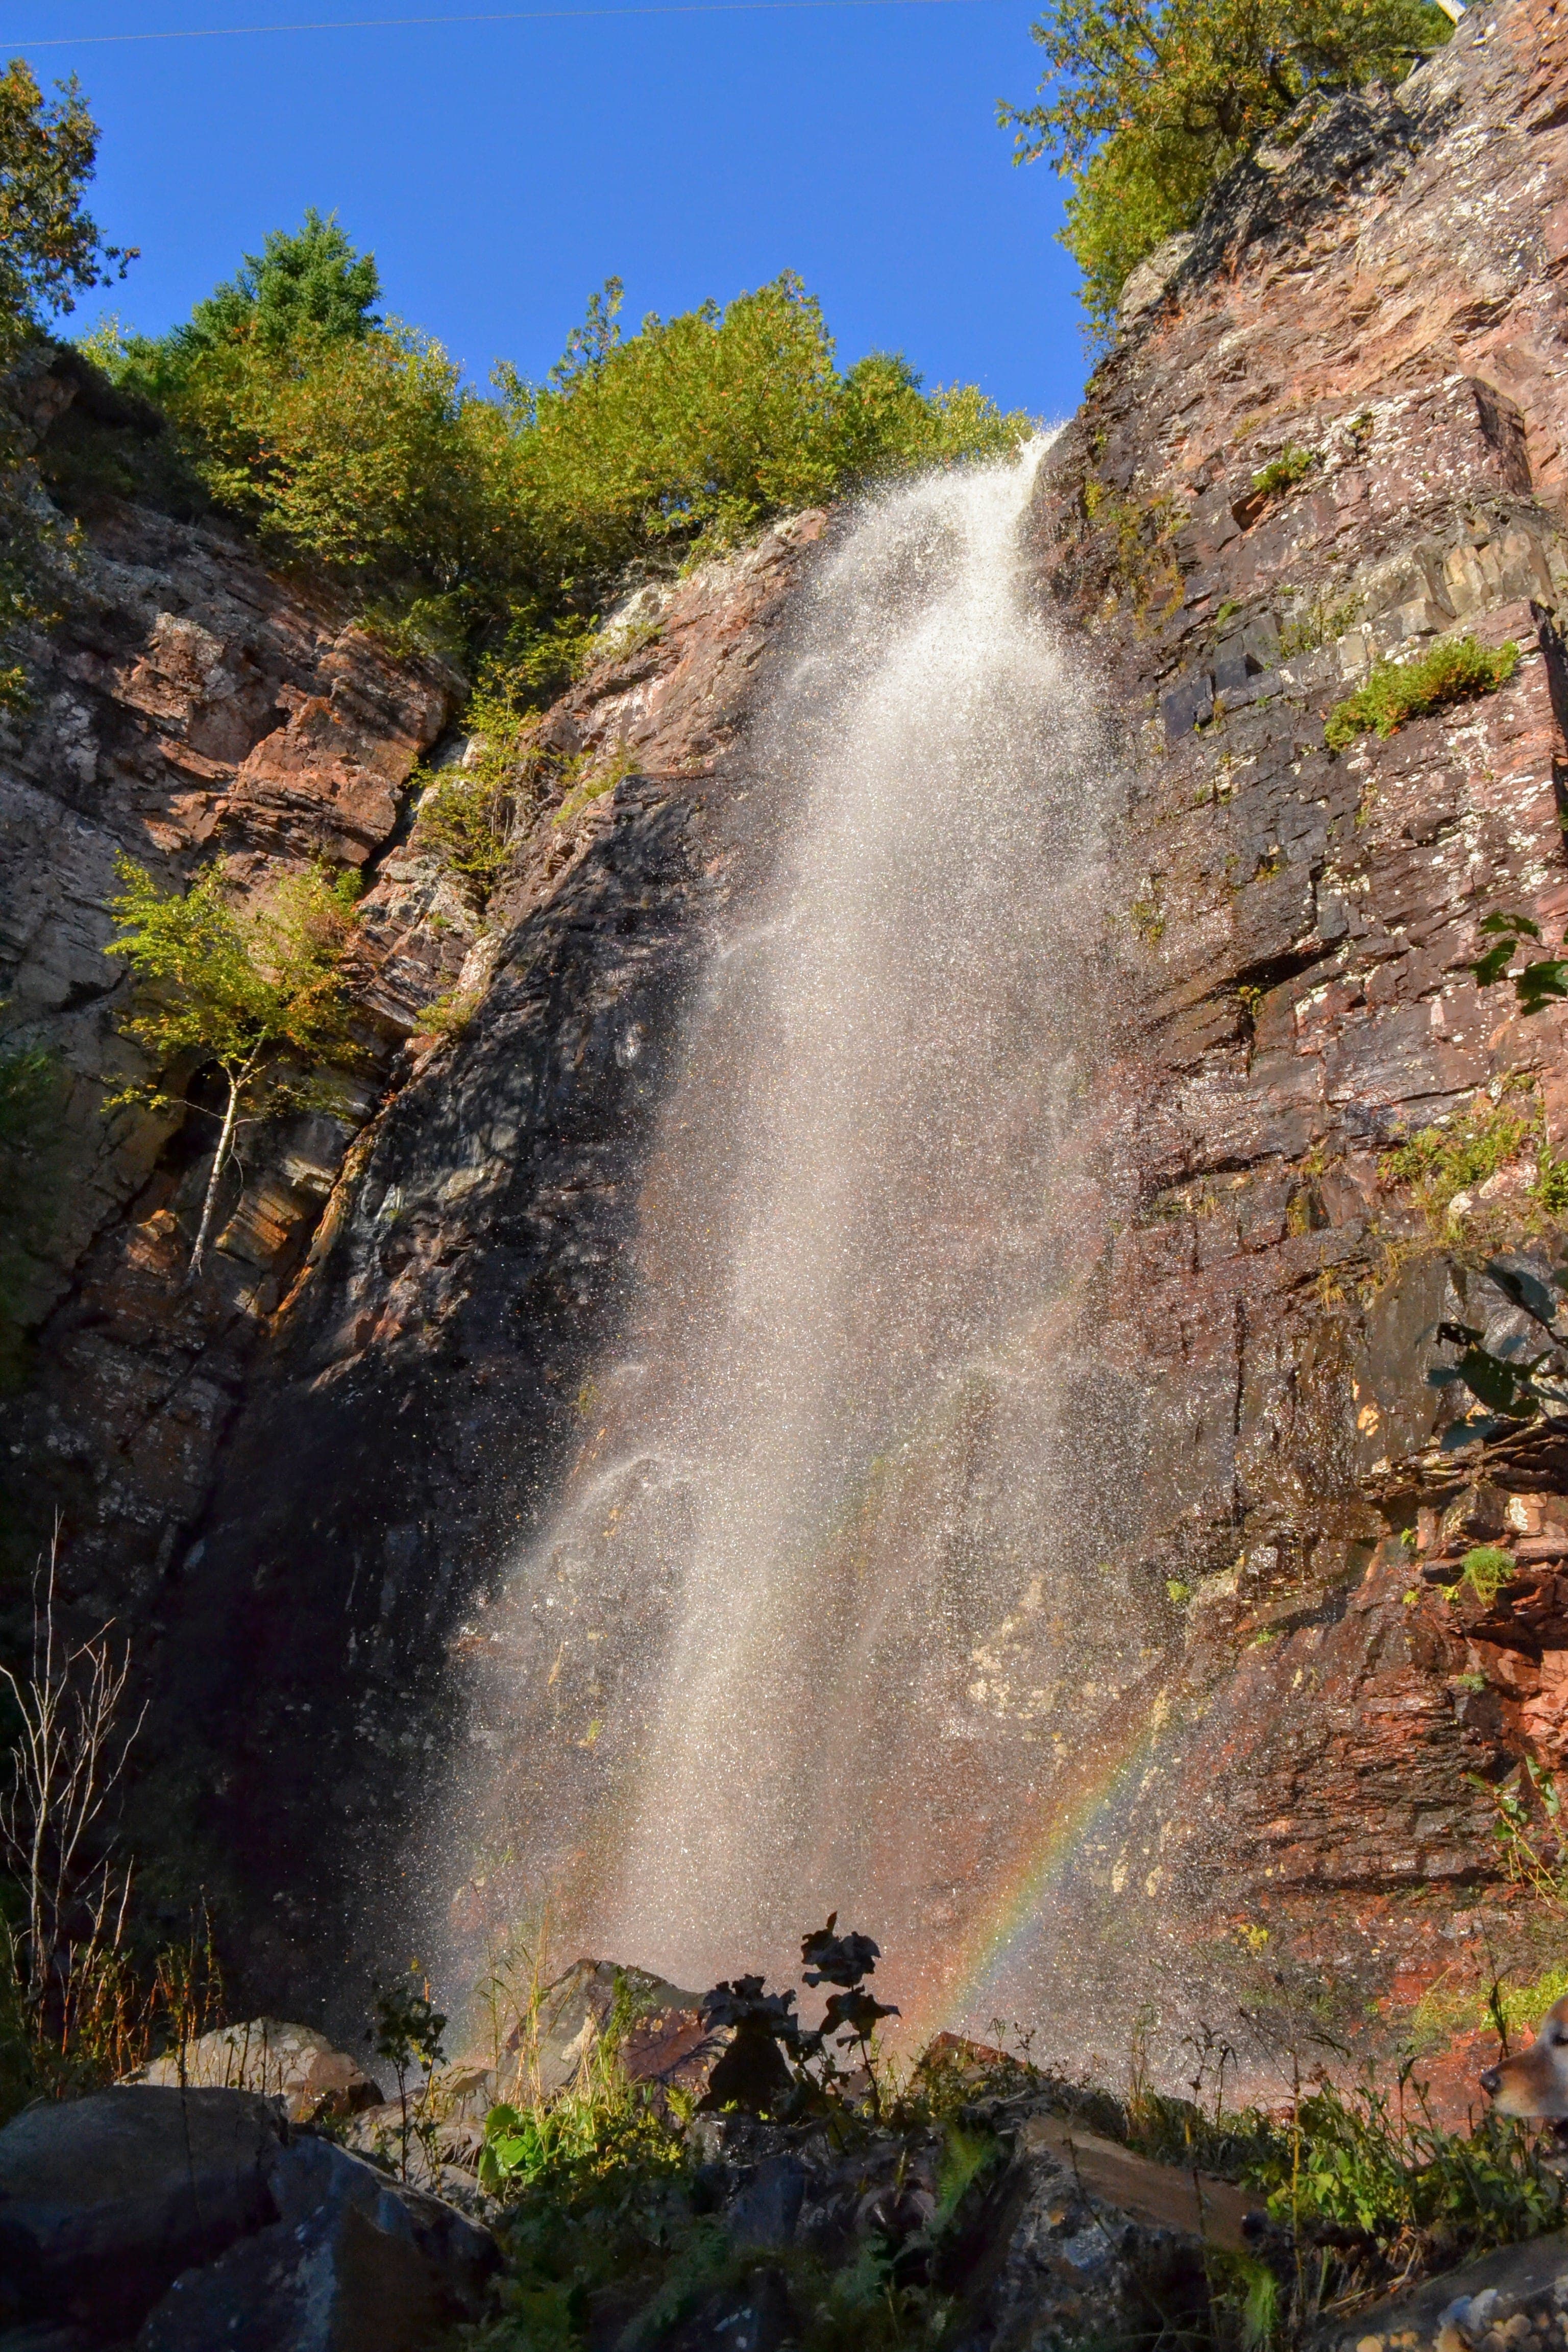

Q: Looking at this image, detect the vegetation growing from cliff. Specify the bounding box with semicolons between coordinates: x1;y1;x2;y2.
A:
1470;910;1568;1024
1379;1090;1538;1231
0;60;132;364
1002;0;1453;333
1325;634;1520;751
90;246;1028;671
0;60;137;700
104;858;363;1278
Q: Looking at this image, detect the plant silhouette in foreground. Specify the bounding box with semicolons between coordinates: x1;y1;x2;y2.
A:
370;1962;448;2184
0;1519;142;2052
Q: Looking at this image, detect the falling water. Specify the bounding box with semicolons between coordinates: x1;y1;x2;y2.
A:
448;443;1156;2032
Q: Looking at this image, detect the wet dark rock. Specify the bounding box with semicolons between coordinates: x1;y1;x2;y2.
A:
0;2086;496;2348
0;2088;279;2339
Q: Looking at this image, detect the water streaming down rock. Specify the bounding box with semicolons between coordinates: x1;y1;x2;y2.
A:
446;444;1154;2026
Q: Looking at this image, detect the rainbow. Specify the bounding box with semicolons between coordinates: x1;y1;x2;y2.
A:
927;1682;1176;2045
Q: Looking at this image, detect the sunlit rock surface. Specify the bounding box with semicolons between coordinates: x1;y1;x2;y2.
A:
6;0;1568;2080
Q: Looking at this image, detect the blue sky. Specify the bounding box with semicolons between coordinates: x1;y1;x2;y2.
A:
9;2;1088;420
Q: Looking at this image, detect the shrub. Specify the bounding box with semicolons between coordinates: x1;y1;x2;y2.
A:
1379;1092;1533;1228
1251;445;1316;498
410;658;550;900
1325;635;1520;752
1001;0;1453;334
94;262;1030;667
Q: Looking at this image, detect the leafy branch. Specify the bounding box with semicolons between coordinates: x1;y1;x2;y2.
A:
1428;1255;1568;1441
1471;911;1568;1019
103;856;363;1278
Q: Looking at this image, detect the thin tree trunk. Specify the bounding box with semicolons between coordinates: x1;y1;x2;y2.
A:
186;1064;244;1281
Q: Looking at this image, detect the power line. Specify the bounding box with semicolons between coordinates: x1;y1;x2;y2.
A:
17;0;1003;48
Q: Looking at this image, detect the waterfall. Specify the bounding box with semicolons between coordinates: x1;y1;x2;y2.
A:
448;442;1148;2033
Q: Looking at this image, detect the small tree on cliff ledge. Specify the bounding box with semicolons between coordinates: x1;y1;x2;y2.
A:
104;857;361;1279
1001;0;1454;336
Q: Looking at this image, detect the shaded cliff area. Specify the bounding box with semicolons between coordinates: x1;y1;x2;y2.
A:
4;0;1567;2062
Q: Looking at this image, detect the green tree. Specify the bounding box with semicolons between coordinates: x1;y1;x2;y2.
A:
182;207;380;356
0;59;132;358
0;61;133;710
91;259;1030;668
1001;0;1452;335
103;858;362;1279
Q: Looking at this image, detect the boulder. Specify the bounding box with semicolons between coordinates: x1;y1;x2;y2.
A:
126;2018;381;2123
0;2086;497;2347
0;2088;278;2338
138;2132;497;2350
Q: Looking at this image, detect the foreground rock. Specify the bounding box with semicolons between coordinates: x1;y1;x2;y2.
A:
127;2016;381;2122
1320;2231;1568;2352
0;2085;496;2347
346;1959;719;2192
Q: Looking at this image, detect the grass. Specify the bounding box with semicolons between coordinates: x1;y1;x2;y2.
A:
1451;1545;1514;1608
1378;1090;1536;1230
1325;635;1520;753
1250;446;1317;500
448;1979;1568;2352
0;1904;227;2125
1278;591;1361;660
1412;1965;1568;2054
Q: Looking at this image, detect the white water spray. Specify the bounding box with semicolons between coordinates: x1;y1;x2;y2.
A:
451;444;1142;2025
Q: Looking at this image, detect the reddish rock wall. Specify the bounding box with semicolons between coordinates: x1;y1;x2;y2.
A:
1025;0;1568;2050
10;0;1568;2052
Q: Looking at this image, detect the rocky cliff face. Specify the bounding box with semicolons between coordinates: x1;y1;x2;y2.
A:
8;0;1568;2055
0;348;462;1612
1022;0;1568;2047
1;425;828;1992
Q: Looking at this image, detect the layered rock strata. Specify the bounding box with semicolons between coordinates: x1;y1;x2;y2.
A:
1022;0;1568;2031
9;0;1568;2058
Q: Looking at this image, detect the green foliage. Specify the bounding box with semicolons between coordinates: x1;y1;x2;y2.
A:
1278;590;1361;659
104;856;361;1109
103;857;362;1272
493;275;1025;603
91;259;1029;665
1379;1093;1534;1229
1001;0;1452;333
371;1962;448;2185
1251;445;1316;498
1325;634;1520;752
1454;1545;1515;1608
1471;910;1568;1021
179;208;380;357
412;660;546;899
0;58;132;356
1470;1758;1568;1916
0;61;130;702
100;312;501;635
1247;2062;1564;2256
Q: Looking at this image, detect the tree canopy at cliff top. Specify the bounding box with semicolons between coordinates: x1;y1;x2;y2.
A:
1002;0;1455;335
88;225;1028;688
